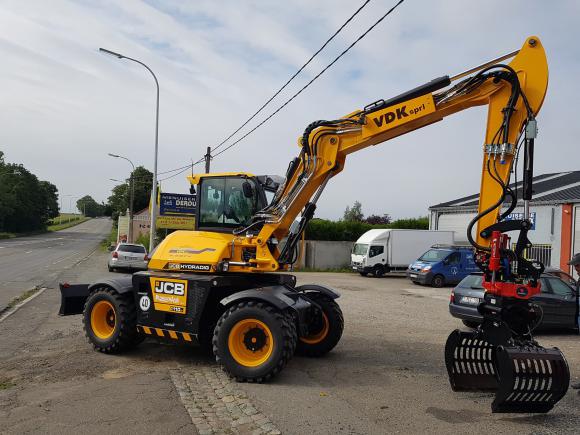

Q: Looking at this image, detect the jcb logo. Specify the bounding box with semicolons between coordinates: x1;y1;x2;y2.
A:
154;281;185;296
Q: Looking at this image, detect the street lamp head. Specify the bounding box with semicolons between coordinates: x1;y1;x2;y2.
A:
107;153;120;158
99;48;125;59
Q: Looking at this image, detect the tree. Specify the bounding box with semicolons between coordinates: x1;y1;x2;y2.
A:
107;166;153;222
364;214;392;225
343;201;364;222
0;152;60;232
77;195;105;217
39;181;59;221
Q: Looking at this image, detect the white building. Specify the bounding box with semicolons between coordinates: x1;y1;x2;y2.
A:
429;171;580;274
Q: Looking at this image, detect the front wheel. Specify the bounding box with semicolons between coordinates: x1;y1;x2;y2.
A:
296;293;344;357
431;274;445;288
83;287;141;353
213;301;297;382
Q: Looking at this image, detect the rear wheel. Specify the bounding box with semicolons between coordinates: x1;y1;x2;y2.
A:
431;274;445;288
213;301;297;382
296;293;344;357
372;265;384;277
359;272;368;277
83;287;141;353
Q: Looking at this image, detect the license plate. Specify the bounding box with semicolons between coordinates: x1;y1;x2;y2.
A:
460;296;480;305
409;274;417;279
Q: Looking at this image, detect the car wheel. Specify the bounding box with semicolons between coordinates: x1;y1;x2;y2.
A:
372;265;384;278
359;272;368;277
108;265;113;272
431;274;445;288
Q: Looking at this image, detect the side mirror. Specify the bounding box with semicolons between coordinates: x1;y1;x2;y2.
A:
189;185;196;195
443;258;450;265
242;181;254;198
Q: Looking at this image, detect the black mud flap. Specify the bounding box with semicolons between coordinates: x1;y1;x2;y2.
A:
445;329;570;413
58;283;90;316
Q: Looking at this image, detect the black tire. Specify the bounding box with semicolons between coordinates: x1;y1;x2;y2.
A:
213;301;297;382
83;287;141;353
296;293;344;357
462;320;480;329
108;265;113;272
372;265;385;278
359;272;368;277
431;274;445;288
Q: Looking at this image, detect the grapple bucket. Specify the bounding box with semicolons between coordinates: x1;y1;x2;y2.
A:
445;330;498;391
445;329;570;413
492;345;570;413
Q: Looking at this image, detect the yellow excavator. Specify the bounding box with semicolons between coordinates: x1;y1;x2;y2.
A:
60;36;569;413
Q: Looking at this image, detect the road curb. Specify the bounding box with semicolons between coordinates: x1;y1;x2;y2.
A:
0;287;47;323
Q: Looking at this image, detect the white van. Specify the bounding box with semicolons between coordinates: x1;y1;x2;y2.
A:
351;229;454;277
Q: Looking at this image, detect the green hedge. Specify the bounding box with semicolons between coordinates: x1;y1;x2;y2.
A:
304;217;429;241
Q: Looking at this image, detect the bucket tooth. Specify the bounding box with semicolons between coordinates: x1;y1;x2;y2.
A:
445;329;498;391
491;345;570;413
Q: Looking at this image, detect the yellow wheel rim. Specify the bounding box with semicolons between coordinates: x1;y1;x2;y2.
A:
91;300;116;340
228;318;274;367
300;312;329;345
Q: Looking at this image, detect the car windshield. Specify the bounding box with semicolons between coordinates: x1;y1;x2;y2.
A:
353;244;368;255
118;245;146;253
457;274;483;289
418;249;452;262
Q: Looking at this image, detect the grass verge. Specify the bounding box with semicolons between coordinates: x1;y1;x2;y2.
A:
100;224;117;252
47;216;90;232
7;287;41;310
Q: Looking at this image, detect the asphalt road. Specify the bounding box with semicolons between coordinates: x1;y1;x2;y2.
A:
0;218;112;312
1;256;579;434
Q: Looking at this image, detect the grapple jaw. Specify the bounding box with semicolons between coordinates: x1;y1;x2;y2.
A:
445;329;570;413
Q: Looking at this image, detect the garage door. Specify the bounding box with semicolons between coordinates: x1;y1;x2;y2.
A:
436;213;476;242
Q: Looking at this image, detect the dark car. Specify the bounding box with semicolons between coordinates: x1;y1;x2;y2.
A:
449;272;578;331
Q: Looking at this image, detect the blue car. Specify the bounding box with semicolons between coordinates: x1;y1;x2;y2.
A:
406;245;480;287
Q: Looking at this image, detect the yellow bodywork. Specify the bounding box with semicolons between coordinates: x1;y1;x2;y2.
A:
150;36;548;274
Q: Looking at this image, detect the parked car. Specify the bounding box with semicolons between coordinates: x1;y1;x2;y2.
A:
449;272;578;331
351;229;454;277
407;245;479;287
108;243;148;272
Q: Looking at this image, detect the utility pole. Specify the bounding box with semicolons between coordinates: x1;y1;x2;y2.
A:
204;146;212;173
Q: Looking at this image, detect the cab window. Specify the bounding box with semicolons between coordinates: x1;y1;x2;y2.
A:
369;245;384;258
447;252;461;265
198;177;263;229
545;277;575;297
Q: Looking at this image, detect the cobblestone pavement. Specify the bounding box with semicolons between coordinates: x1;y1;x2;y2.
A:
171;366;281;435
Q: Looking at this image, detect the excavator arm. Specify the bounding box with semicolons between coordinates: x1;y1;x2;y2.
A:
150;36;569;412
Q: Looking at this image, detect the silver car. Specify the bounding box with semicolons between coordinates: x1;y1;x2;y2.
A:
108;243;148;272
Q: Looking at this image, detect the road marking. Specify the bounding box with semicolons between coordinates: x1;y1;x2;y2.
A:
52;251;80;265
0;287;47;323
25;250;33;254
170;366;281;434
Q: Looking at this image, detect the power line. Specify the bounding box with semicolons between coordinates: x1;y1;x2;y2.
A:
210;0;372;155
211;0;406;160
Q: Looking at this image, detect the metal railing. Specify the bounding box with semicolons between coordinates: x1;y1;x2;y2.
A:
511;243;552;267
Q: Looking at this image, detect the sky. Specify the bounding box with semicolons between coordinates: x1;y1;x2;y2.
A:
1;0;579;218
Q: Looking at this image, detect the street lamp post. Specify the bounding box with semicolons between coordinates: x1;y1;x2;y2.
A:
100;47;160;250
108;153;135;243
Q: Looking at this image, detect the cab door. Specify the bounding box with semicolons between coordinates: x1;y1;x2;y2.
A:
444;251;463;284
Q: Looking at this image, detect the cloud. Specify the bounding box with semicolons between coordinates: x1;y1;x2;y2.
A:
0;0;579;219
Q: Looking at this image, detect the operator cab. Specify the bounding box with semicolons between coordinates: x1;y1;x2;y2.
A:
189;173;282;233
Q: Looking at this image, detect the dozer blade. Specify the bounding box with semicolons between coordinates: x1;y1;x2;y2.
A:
445;329;498;391
492;345;570;413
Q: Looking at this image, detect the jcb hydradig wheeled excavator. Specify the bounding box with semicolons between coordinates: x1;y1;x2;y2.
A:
60;36;569;413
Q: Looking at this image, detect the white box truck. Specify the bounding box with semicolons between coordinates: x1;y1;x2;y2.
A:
350;229;454;277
